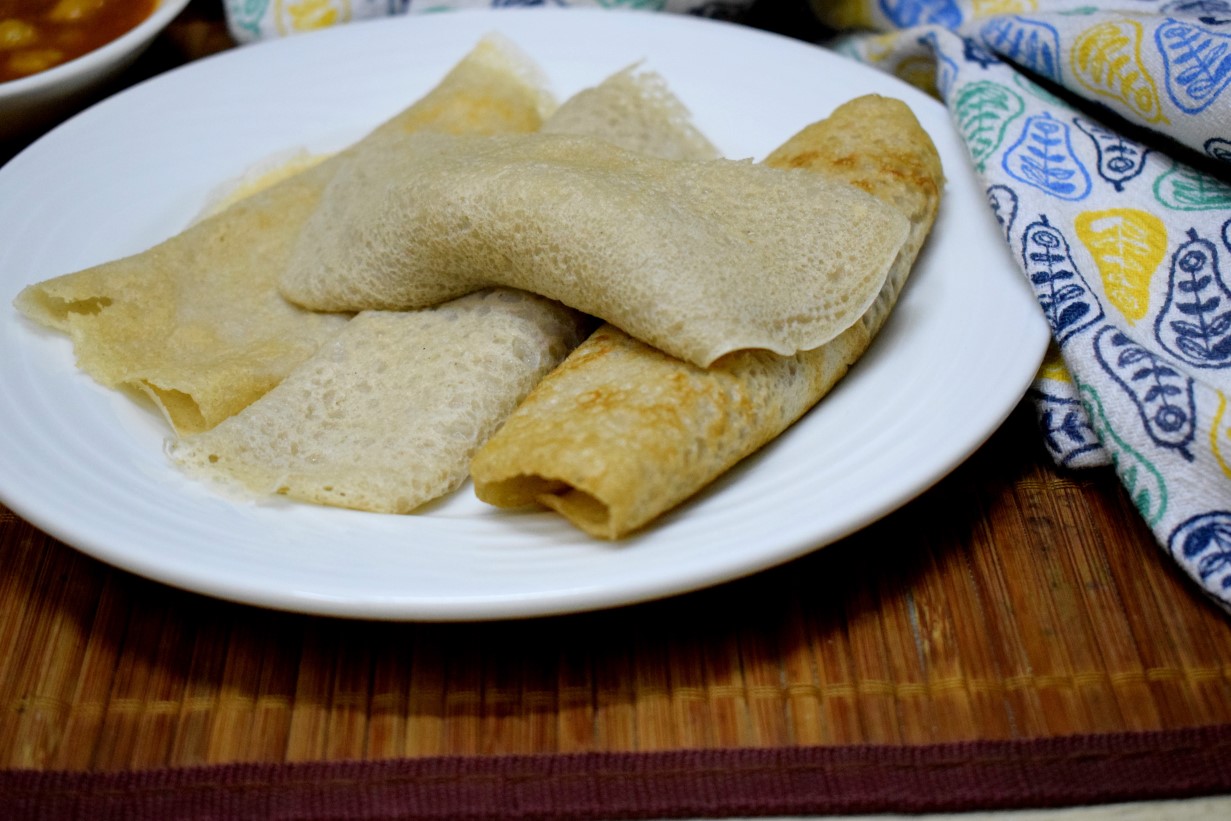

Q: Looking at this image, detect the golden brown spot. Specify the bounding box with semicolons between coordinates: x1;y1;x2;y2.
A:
780;149;821;169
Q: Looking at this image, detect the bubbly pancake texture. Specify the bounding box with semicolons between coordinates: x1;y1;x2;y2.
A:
168;290;589;512
280;129;909;368
13;34;554;434
541;64;719;161
471;95;944;538
168;65;718;513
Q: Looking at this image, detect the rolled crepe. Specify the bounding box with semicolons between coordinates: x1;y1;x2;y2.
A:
470;95;944;538
280;118;910;368
168;66;721;513
13;35;554;434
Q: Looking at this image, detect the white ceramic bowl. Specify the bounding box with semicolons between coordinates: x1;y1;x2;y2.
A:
0;0;193;141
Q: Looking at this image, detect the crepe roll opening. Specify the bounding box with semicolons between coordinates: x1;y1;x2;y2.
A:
475;473;618;540
536;488;614;540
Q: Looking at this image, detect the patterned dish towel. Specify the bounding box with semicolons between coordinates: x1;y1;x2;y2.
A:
817;0;1231;613
221;0;756;43
222;0;1231;612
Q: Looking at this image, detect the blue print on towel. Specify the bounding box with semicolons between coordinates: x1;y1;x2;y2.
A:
1028;387;1107;467
879;0;962;29
1094;325;1196;460
1170;512;1231;597
1003;112;1092;201
1074;117;1152;192
1156;18;1231;114
1162;0;1231;26
980;17;1063;84
1207;137;1231;162
1022;216;1104;344
987;184;1019;242
963;36;1000;68
919;32;960;97
1156;229;1231;367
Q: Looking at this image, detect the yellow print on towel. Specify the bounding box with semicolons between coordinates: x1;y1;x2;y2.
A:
275;0;347;37
854;33;941;96
894;54;941;97
1075;208;1166;324
1213;392;1231;479
863;32;908;67
971;0;1036;17
1071;19;1168;124
1037;342;1073;383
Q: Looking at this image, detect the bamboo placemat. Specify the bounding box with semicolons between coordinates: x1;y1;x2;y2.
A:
3;401;1231;776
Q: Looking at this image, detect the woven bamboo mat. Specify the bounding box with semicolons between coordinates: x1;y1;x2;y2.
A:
4;4;1231;808
3;401;1231;773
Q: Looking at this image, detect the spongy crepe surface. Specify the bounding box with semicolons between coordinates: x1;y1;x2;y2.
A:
764;95;946;338
13;34;554;434
542;65;719;161
168;290;589;512
169;63;719;513
280;130;908;367
471;95;944;538
14;165;349;435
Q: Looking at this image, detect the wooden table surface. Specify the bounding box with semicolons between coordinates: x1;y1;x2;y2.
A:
3;2;1231;816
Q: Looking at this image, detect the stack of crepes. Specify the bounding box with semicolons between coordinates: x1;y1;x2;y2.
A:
15;35;943;538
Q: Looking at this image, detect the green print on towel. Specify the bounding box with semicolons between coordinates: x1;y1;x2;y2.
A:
1079;379;1169;525
1154;163;1231;210
226;0;270;38
955;81;1024;173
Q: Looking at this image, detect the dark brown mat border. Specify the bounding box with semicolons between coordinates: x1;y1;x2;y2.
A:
5;725;1231;820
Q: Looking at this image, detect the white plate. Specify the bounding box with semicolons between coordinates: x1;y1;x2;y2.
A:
0;9;1048;620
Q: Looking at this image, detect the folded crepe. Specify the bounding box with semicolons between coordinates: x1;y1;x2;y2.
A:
167;66;721;513
470;95;944;538
13;34;554;434
280;116;910;368
168;290;590;512
539;63;718;161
